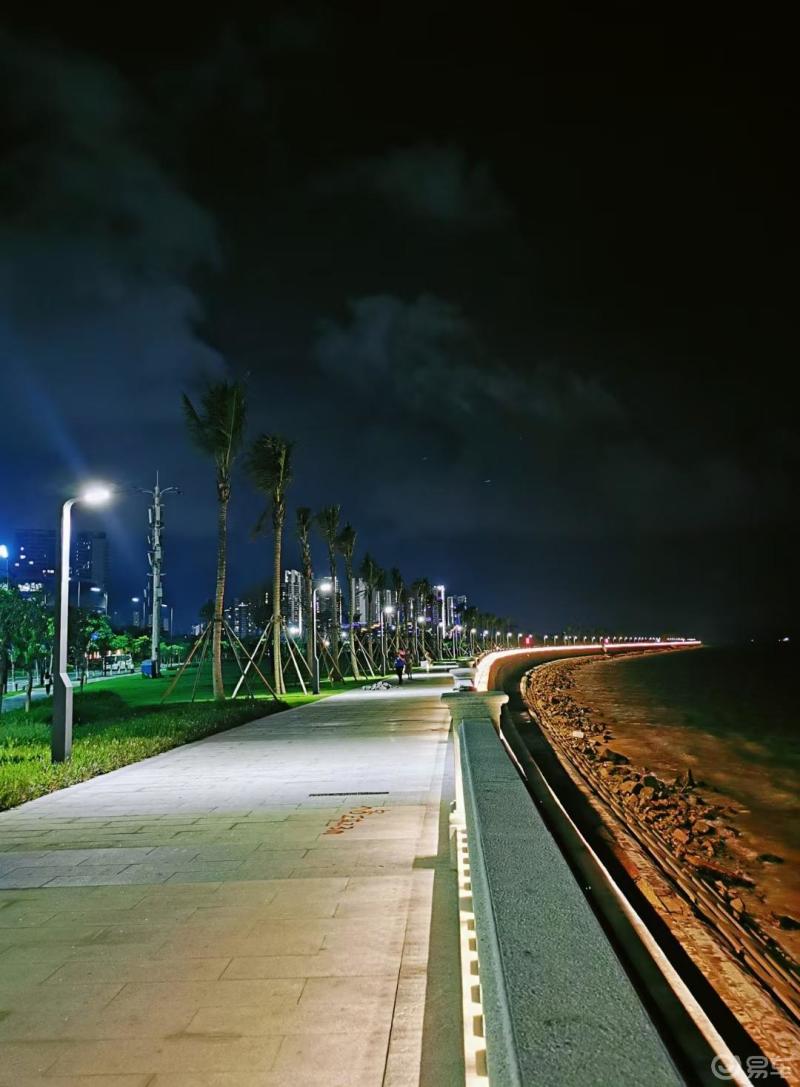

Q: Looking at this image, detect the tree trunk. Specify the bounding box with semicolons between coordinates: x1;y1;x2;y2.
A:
212;493;228;701
272;513;285;695
25;669;33;712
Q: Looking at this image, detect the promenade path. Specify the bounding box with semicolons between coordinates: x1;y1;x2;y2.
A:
0;676;462;1087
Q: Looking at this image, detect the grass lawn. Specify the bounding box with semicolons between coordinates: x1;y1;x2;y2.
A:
0;670;386;813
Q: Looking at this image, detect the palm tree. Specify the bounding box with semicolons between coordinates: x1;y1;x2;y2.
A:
247;434;293;695
183;380;246;700
315;505;342;680
390;567;405;638
359;553;381;672
296;508;314;675
336;523;360;680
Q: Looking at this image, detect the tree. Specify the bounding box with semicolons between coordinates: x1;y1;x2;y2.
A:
13;593;50;711
360;553;385;670
0;586;23;706
390;567;405;638
183;380;246;700
296;508;314;675
247;433;293;695
69;611;113;687
336;523;360;680
314;505;342;681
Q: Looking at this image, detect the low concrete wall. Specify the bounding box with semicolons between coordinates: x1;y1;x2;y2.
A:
474;641;701;694
455;715;682;1086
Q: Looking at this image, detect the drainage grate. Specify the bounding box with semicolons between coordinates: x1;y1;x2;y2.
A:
308;791;390;797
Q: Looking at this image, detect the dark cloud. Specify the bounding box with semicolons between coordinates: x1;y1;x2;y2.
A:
316;144;512;228
315;293;622;432
0;31;224;445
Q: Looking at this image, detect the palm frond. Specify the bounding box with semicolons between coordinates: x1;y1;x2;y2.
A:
182;381;247;469
247;434;293;495
314;504;341;545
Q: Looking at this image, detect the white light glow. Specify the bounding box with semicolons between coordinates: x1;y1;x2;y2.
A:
81;484;113;506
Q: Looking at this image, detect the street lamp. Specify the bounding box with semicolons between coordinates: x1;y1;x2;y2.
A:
0;544;8;587
311;579;332;694
53;483;113;762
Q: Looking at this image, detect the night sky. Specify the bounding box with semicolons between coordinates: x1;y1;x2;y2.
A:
0;7;795;641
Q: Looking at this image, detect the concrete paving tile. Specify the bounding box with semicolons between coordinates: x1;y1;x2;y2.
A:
222;950;400;979
187;996;394;1037
48;904;197;927
299;975;399;1007
0;868;73;888
268;1030;389;1086
0;1041;61;1081
147;1076;270;1087
164;870;241;885
0;923;105;946
0;907;58;927
49;1036;283;1076
11;1076;151;1087
0;983;123;1041
157;928;324;959
40;866;135;887
45;958;232;985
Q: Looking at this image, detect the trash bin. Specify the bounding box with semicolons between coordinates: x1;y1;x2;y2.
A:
141;659;154;678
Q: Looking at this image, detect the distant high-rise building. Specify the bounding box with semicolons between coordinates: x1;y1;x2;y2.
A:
12;529;57;599
352;577;368;626
314;576;341;632
447;594;468;627
224;599;257;639
281;569;303;632
72;532;108;592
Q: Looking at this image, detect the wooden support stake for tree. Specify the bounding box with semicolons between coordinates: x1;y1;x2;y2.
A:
160;622;210;704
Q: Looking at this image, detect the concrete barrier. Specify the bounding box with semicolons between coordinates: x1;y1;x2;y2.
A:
443;694;682;1087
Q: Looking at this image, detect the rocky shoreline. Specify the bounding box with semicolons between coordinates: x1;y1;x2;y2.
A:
523;652;800;1039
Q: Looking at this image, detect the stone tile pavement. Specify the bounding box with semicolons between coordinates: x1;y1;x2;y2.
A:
0;677;463;1086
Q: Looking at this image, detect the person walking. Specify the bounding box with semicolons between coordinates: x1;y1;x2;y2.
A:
404;651;413;681
394;654;406;685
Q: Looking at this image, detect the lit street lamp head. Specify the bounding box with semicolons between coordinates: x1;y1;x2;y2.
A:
81;483;113;506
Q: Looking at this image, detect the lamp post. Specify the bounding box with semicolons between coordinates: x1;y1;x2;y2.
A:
435;584;445;659
53;484;112;763
418;615;427;661
311;579;332;694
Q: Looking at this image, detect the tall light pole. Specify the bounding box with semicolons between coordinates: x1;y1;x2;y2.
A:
141;474;178;679
435;585;445;659
53;484;112;763
311;579;332;694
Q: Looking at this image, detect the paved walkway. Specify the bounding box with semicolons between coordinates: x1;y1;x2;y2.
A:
0;677;462;1087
